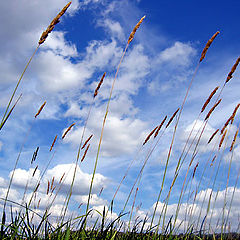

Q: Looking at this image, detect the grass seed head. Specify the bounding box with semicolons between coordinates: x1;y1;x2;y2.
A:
208;129;219;144
35;101;46;118
226;57;240;83
230;103;240;124
50;135;58;152
128;16;146;44
193;162;199;178
39;2;72;45
82;134;93;149
205;99;221;120
47;180;50;195
199;31;220;62
221;116;233;135
219;129;227;149
230;129;239;152
154;115;167;138
201;86;219;113
166;108;179;128
32;165;38;177
59;173;65;184
50;177;55;191
210;155;217;166
81;144;90;162
62;123;75;139
34;182;40;193
143;125;158;145
94;72;106;98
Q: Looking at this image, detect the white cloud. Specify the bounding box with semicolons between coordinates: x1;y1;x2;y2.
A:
180;119;217;154
45;164;107;195
98;19;125;41
224;144;240;163
10;168;40;190
33;51;89;92
147;41;196;95
0;177;6;188
42;31;78;57
65;114;148;157
75;193;107;206
157;41;196;67
79;0;102;7
137;187;240;233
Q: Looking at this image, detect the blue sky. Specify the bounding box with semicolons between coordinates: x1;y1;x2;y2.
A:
0;0;240;232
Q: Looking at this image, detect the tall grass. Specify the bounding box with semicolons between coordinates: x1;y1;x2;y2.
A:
0;2;240;240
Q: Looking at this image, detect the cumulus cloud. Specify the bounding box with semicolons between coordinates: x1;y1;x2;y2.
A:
147;42;196;95
0;163;109;220
75;194;107;206
224;144;240;163
45;164;107;196
134;187;240;233
65;114;148;157
157;42;196;67
180;119;217;154
10;167;40;190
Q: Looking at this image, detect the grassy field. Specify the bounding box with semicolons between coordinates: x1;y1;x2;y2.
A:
0;1;240;239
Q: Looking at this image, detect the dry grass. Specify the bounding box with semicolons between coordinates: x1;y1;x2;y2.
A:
199;31;220;62
205;99;222;120
38;2;72;45
62;123;75;139
128;16;146;44
226;57;240;83
201;86;219;113
34;101;46;118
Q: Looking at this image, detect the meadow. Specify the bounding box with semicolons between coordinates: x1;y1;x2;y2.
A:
0;1;240;239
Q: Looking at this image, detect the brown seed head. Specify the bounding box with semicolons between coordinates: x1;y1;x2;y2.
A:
62;123;75;139
210;155;216;167
143;126;158;145
35;101;46;118
226;57;240;83
50;177;55;191
81;134;93;149
47;180;50;195
193;162;199;178
221;116;233;135
205;99;222;120
32;165;38;177
154;116;167;138
230;129;239;152
81;144;90;162
50;135;58;152
219;129;227;149
59;173;65;184
199;31;220;62
34;183;40;193
37;199;41;208
51;186;56;194
94;72;106;98
39;2;72;45
201;86;219;113
128;16;146;44
230;103;240;124
208;129;219;144
166;108;180;128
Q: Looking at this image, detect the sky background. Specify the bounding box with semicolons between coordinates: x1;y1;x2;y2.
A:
0;0;240;232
